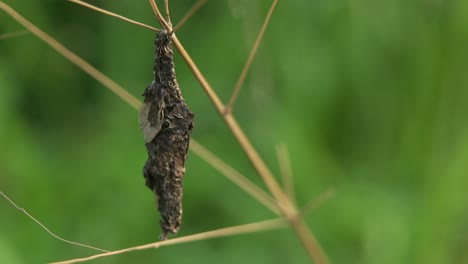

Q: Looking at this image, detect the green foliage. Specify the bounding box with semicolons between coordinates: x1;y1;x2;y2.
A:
1;0;468;263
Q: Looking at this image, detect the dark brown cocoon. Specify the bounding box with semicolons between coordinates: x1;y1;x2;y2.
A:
139;31;194;240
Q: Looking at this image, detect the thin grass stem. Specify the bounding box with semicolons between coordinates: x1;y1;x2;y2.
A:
224;0;278;114
0;191;108;253
149;0;171;32
164;0;171;24
51;218;287;264
69;0;158;32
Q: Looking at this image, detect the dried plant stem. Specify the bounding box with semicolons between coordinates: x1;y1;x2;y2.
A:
276;143;296;204
0;191;108;253
68;0;158;32
51;218;287;264
290;219;329;264
224;0;278;114
173;0;207;32
150;0;171;31
164;0;171;24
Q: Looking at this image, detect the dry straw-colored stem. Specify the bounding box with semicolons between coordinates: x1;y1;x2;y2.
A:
164;0;171;24
68;0;158;32
51;190;333;264
149;0;171;32
51;218;287;264
225;0;278;114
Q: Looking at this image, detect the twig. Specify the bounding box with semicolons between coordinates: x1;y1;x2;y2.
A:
68;0;158;32
51;218;287;264
0;191;108;253
290;219;329;264
164;0;171;25
224;0;278;114
173;0;207;32
149;0;171;32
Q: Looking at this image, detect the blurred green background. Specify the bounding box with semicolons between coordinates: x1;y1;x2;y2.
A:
1;0;468;263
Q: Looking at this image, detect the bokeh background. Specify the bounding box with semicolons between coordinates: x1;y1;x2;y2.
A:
1;0;468;263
